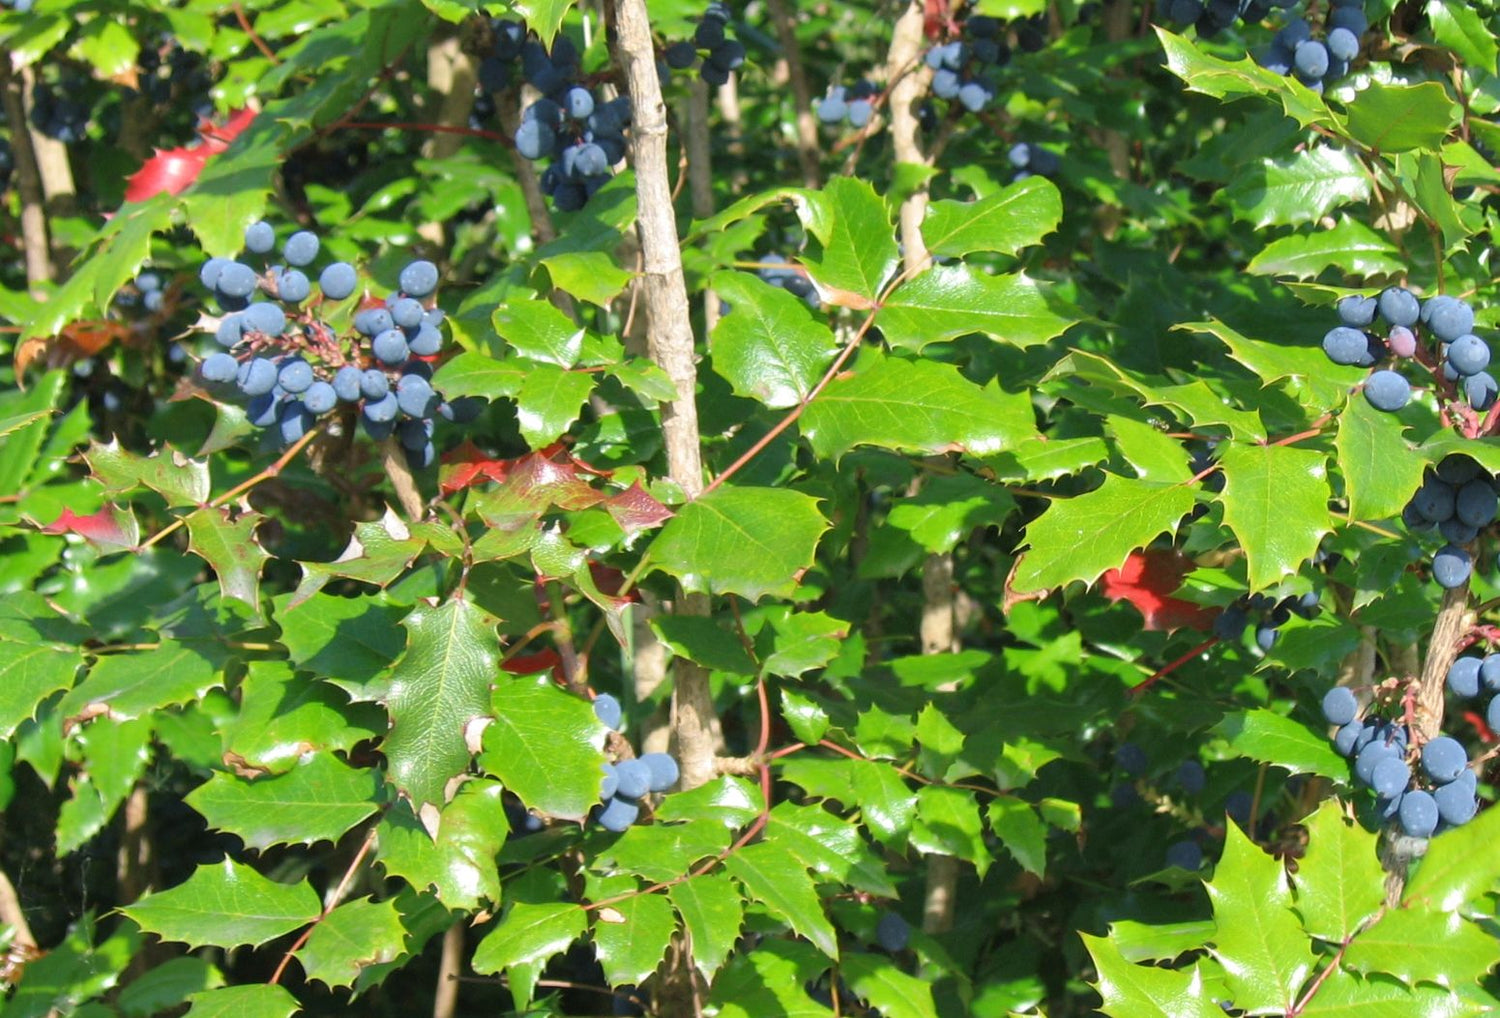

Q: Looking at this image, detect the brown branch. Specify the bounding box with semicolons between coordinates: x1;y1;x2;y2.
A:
0;63;54;289
765;0;821;188
432;922;464;1018
233;2;281;64
270;826;378;985
380;437;426;520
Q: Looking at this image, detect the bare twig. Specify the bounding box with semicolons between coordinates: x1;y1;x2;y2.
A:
432;922;464;1018
0;64;54;289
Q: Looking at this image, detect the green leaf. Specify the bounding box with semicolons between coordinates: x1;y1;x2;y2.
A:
274;593;407;686
1426;0;1499;70
186;752;384;850
0;597;87;738
1083;932;1222;1018
183;984;302;1018
1343;908;1499;990
184;507;271;615
120;859;321;950
650;616;758;675
591;889;677;986
1297;967;1486;1016
375;780;508;910
648;486;829;601
764;801;900;896
1404;798;1500;912
1154;27;1337;131
987;796;1047;877
884;473;1017;554
725;842;839;959
1217;443;1331;590
117;957;224;1017
1293;799;1386;943
492;300;585;367
669;873;744;980
710;271;841;408
753;608;849;679
1246;218;1404;280
84;439;210;508
1214;709;1348;780
594;820;731;883
1011;473;1194;593
472;901;588;1007
921;176;1063;258
220;661;383;774
1205;822;1317;1013
361;598;499;814
294;895;412;990
708;938;836;1016
56;716;153;855
796;176;899;303
430;351;527;400
59;640;226;723
516;364;595;449
1335;395;1428;523
1345;81;1460;155
653;776;762;827
1184;318;1368;412
800;350;1036;460
1;914;138;1018
841;952;939;1018
479;673;607;821
910;786;989;876
1225;146;1371;229
878;266;1078;351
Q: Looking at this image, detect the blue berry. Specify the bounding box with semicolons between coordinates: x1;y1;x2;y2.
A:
1448;656;1482;698
302;381;337;415
283;230;320;267
277;269;311;304
243;301;286;337
359;368;390;401
319;262;358;300
639;753;680;792
613;759;652;800
363;391;399;423
372;329;410;366
278;359;314;394
1433;544;1472;589
597;795;640;831
599;763;619;801
332;365;363;403
1378;287;1421;328
399;259;440;299
244;220;275;254
1421;736;1468;783
593;693;622;730
1321;686;1358;726
1363;370;1410;413
1398;789;1438;837
215;261;260;299
200;352;239;384
238;357;279;397
875;912;910;952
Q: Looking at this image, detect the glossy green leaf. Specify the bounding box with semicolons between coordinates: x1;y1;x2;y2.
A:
1214;709;1348;780
116;957;224;1017
0;596;87;738
1205;822;1316;1014
84;440;210;508
796;176;899;303
1246;218;1403;280
987;796;1047;877
765;801;899;896
219;661;383;774
1297;967;1484;1016
1345;81;1460;155
1293;799;1386;943
1083;932;1222;1018
1335;395;1428;523
650;615;758;675
375;780;508;910
1426;0;1498;70
290;510;432;607
1225;146;1371;229
120;859;320;950
430;351;527;400
708;938;836;1017
56;716;152;855
884;473;1017;554
492;300;585;367
842;952;939;1017
669;872;744;980
274;593;407;686
594;820;731;883
184;507;270;614
2;914;139;1018
1184;318;1367;412
910;786;989;877
1154;27;1337;131
294;895;411;990
59;639;226;723
1343;908;1499;990
725;842;839;959
752;608;849;679
649;486;828;601
472;901;588;1007
653;776;762;827
800;350;1036;460
921;176;1062;258
1217;443;1331;590
1404;799;1500;913
480;673;607;820
591;889;676;986
710;271;841;408
878;266;1078;351
186;751;384;850
516;363;595;449
182;984;302;1018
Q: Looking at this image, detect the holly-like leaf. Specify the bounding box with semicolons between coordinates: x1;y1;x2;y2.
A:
1296;967;1485;1016
987;796;1047;877
375;780;508;910
1217;443;1331;590
883;473;1016;554
778;757;914;853
709;271;841;409
1335;395;1428;523
795;175;899;303
1293;799;1386;944
921;176;1062;259
878;266;1078;352
594;819;731;883
516;363;595;449
842;952;939;1018
84;440;210;507
650;616;758;675
430;351;527;401
493;300;585;367
648;486;828;602
1181;319;1367;412
910;785;989;877
1225;146;1371;229
669;872;744;981
591;888;677;987
1343;908;1498;990
0;595;88;738
184;507;270;614
274;593;407;688
1205;822;1317;1014
1345;81;1460;155
752;608;849;679
290;510;431;607
479;673;607;821
219;661;383;774
1214;709;1348;780
120;859;320;950
56;716;153;855
1083;932;1222;1018
183;985;302;1018
725;842;840;959
765;801;900;896
294;895;411;990
186;751;384;850
653;776;762;827
116;957;225;1017
800;350;1037;460
1010;473;1194;593
37;504;140;553
472;901;588;1007
1426;0;1499;70
60;639;227;725
367;598;500;813
709;938;836;1017
1403;798;1500;913
1246;218;1404;280
1154;27;1337;131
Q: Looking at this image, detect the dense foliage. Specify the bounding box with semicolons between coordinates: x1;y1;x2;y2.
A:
4;0;1500;1015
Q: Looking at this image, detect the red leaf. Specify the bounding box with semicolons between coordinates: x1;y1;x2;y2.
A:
1100;549;1216;633
604;482;673;533
502;649;565;684
587;561;639;602
123;107;258;203
38;505;139;552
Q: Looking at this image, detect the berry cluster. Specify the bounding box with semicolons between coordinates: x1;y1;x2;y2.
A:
925;16;1009;114
590;694;680;831
1321;687;1479;839
1400;455;1498;590
1323;287;1495;415
134;37;215;123
117;271;167;315
1008;141;1059;182
29;78;89;143
1213;591;1320;651
755;254;820;308
662;3;746;87
1158;0;1294;37
815;80;878;130
196;221;478;467
1257;6;1366;92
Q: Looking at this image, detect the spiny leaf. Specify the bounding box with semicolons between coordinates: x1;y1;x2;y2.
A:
1214;709;1349;780
472;901;588;1007
184;507;270;615
590;888;677;987
878;266;1078;352
709;270;841;409
920;175;1063;259
182;984;302;1018
795;175;899;303
1216;443;1331;590
669;873;744;981
1292;799;1386;943
1083;932;1222;1018
120;859;321;950
725;842;839;960
185;752;384;850
375;780;508;911
479;673;607;821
